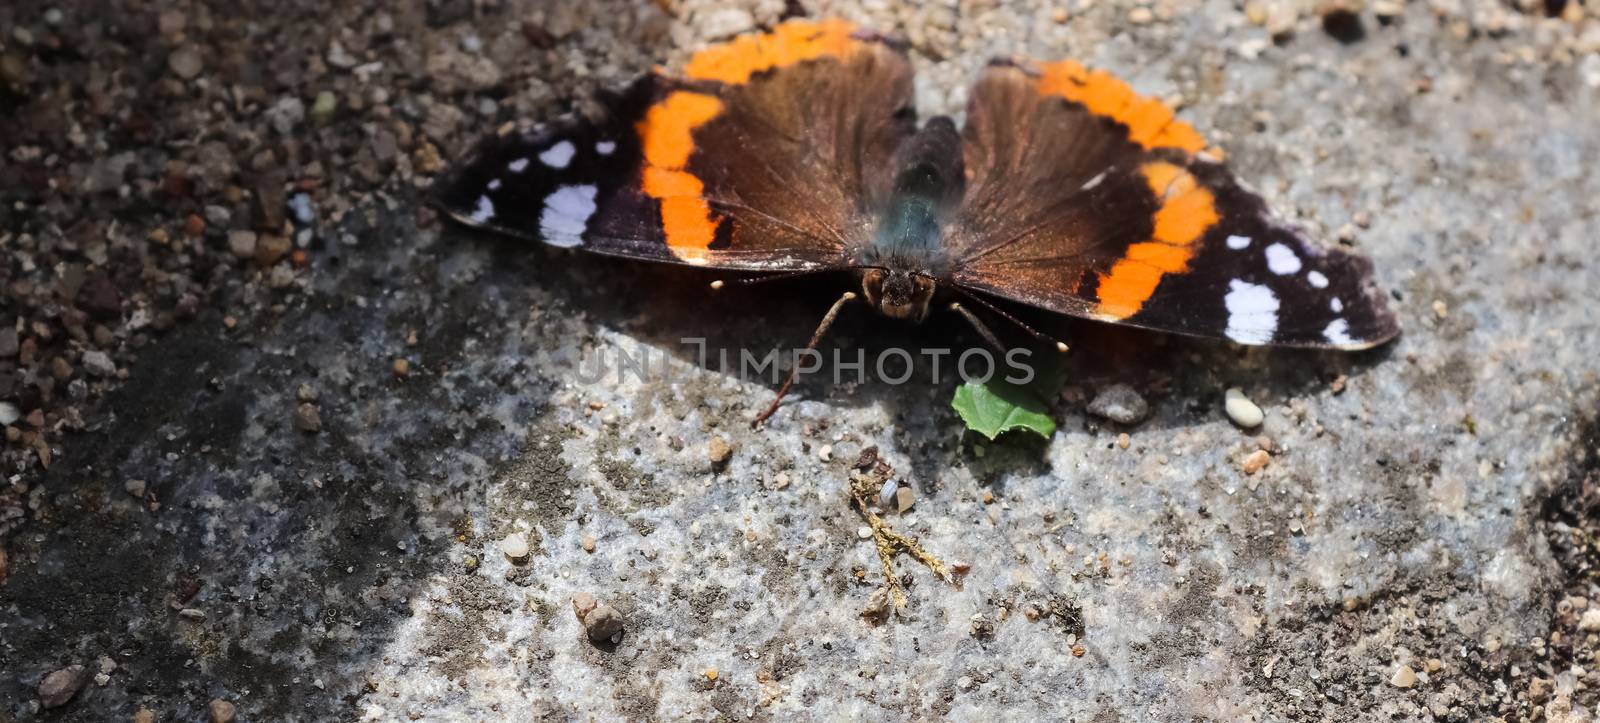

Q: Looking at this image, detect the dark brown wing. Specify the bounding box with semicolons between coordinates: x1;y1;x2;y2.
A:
947;58;1398;349
432;19;915;273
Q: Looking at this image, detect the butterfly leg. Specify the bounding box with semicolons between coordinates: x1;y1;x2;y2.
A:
751;291;858;429
948;301;1009;355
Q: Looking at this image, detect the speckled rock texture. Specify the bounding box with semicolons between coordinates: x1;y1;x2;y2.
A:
2;0;1599;720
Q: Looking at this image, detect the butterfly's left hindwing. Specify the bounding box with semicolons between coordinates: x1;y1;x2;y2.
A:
432;19;917;273
949;58;1398;349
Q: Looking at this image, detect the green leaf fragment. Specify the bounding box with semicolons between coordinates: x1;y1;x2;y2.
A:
950;378;1057;440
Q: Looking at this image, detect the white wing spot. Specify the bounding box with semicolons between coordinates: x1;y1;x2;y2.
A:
1330;297;1343;312
1324;318;1355;346
1224;279;1279;345
508;158;530;173
539;140;576;169
469;195;495;223
1226;234;1252;250
595;141;616;156
1080;171;1107;191
1307;270;1329;288
1265;243;1303;275
487;179;502;191
539;184;597;248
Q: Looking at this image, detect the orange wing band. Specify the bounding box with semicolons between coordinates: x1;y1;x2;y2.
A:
683;18;860;86
1094;162;1219;319
1034;61;1216;156
636;91;725;264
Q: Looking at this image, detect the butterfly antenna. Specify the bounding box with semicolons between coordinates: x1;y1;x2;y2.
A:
954;288;1070;353
751;291;858;429
708;268;834;290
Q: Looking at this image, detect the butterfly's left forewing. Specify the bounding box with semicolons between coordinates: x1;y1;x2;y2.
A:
948;58;1398;349
432;19;917;274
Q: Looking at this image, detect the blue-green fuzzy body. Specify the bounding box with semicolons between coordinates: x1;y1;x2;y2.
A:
857;116;965;274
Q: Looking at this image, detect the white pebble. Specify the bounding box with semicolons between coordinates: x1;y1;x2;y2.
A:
1224;388;1264;428
499;532;530;561
877;478;897;510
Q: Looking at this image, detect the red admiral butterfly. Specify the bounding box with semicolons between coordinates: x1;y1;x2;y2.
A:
433;18;1399;426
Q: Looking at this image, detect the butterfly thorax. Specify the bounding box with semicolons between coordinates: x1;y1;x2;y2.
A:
858;117;964;322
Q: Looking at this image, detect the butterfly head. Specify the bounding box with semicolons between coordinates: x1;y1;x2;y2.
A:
861;267;936;322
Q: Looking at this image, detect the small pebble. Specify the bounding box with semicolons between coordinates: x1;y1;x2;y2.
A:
581;535;596;553
228;230;258;259
255;234;292;266
168;46;203;79
877;478;898;509
704;667;719;681
81;351;116;377
707;437;732;469
572;593;625;644
1087;383;1150;425
38;665;87;709
125;479;147;497
1389;664;1417;688
1529;677;1553;703
157;10;187;35
1224;388;1264;428
209;698;237;723
393;358;411;377
895;486;915;513
572;591;597;619
310;91;338;123
294;403;322;433
499;532;530;562
857;526;872;540
1241;449;1271;475
1117;433;1131;450
1578;608;1600;631
290;193;316;225
134;709;156;723
817;444;833;462
1129;6;1155;23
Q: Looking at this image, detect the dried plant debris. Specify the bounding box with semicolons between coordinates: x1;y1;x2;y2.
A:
849;447;958;620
